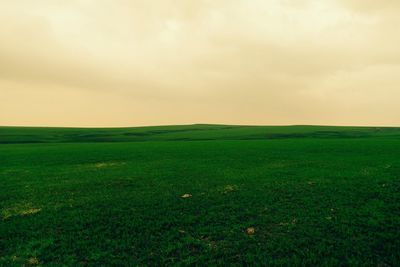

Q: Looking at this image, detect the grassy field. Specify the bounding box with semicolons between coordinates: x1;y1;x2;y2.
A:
1;125;399;266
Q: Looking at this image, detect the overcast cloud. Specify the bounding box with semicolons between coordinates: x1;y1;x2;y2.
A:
1;0;399;126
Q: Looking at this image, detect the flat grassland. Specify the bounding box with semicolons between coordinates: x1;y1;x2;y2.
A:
1;125;399;266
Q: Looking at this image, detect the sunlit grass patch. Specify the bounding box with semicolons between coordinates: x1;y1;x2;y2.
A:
26;257;40;266
219;184;239;194
93;161;126;168
1;203;41;220
75;161;127;171
1;238;54;266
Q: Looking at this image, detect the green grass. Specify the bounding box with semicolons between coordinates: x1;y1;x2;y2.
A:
1;125;399;266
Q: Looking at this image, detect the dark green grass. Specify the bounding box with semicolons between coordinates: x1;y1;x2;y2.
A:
1;124;400;144
0;125;399;266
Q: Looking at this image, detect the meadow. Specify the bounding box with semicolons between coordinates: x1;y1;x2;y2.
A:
0;125;399;266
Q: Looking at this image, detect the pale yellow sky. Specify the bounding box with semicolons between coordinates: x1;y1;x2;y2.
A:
1;0;399;127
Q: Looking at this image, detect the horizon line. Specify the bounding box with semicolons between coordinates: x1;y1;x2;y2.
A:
1;123;399;129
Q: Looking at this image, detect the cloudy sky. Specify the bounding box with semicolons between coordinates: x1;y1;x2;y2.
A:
1;0;399;127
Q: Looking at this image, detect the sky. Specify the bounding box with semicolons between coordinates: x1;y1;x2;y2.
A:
1;0;399;127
